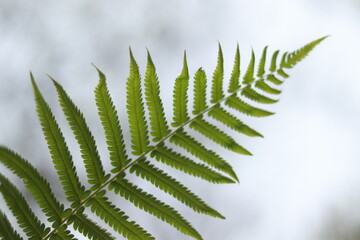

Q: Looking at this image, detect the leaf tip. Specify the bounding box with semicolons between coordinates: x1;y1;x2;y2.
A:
181;51;189;78
91;63;106;81
129;46;135;61
146;49;155;67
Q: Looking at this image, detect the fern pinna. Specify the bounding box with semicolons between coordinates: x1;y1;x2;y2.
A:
0;37;326;240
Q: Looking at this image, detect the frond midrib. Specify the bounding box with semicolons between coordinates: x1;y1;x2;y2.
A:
43;71;275;240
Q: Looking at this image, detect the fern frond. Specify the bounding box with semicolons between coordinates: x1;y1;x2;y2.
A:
255;80;282;95
151;145;235;184
242;49;255;84
50;226;76;240
193;68;208;115
277;70;289;79
144;51;171;142
284;36;328;68
31;75;86;205
170;129;238;181
131;159;224;221
0;173;49;239
94;66;130;172
266;74;283;85
208;105;263;137
269;50;279;72
228;44;241;93
277;53;290;78
241;85;278;104
52;79;108;189
280;52;288;69
190;117;252;155
0;38;325;240
69;211;115;240
0;146;65;226
127;49;152;155
172;52;190;127
210;44;224;103
226;95;274;117
0;211;23;240
256;46;268;78
88;193;155;240
277;69;289;78
110;175;202;239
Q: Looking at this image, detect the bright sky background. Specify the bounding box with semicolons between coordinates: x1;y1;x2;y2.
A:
0;0;360;239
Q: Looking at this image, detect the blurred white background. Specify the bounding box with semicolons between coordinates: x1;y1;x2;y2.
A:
0;0;359;239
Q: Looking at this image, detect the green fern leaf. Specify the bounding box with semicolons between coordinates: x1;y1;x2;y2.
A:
208;105;263;137
170;129;238;181
94;66;130;172
266;74;283;85
228;44;241;93
52;79;108;189
0;38;325;240
280;52;288;69
69;211;115;240
284;36;328;68
0;211;23;240
88;193;155;240
31;75;86;205
193;68;208;115
0;146;65;226
277;52;290;78
172;52;190;127
127;49;152;155
131;159;224;221
242;49;255;84
277;69;289;79
269;50;279;72
226;95;274;117
110;175;203;239
190;117;252;155
255;79;282;95
241;85;278;104
144;51;171;141
256;46;268;77
151;145;235;184
49;226;76;240
210;44;224;103
0;173;49;239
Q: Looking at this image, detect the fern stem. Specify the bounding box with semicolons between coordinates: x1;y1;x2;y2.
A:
43;72;275;240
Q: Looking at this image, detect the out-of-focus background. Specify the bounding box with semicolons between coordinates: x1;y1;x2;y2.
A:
0;0;359;239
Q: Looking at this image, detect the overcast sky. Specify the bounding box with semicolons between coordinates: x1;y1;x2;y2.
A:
0;0;360;239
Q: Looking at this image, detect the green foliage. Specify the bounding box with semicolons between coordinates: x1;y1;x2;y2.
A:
193;68;208;115
172;53;190;127
52;78;109;190
228;44;241;93
0;212;23;240
0;174;49;239
32;74;87;205
127;49;152;155
94;65;130;172
0;37;326;240
144;51;171;142
111;174;202;239
210;44;225;103
69;212;114;240
243;49;255;84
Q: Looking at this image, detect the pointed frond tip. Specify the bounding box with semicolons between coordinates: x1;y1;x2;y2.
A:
172;51;190;127
0;39;325;240
284;36;328;68
210;43;224;103
91;63;106;81
228;44;241;93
